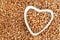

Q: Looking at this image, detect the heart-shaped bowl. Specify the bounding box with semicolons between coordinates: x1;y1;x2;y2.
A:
24;6;54;36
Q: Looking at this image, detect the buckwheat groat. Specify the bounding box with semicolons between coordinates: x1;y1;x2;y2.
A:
0;0;59;40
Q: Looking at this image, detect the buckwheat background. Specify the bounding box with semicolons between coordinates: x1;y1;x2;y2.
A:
0;0;60;40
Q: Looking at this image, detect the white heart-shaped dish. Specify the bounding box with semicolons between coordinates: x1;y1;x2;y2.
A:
24;6;54;36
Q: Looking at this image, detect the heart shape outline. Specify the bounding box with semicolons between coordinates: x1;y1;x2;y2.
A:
24;6;54;36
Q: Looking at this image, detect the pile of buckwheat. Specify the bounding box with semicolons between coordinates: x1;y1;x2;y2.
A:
0;0;60;40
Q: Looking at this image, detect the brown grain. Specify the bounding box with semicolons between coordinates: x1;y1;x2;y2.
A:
0;0;60;40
